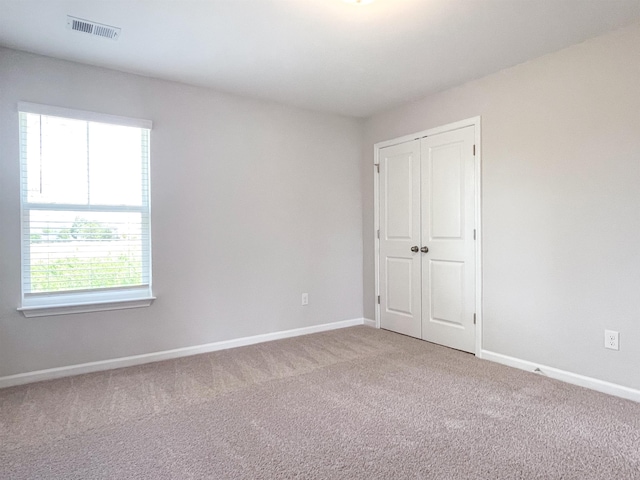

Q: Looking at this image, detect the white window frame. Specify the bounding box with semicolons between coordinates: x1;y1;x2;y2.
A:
17;102;155;317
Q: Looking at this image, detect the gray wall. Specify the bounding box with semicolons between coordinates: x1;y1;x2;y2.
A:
363;23;640;389
0;48;364;377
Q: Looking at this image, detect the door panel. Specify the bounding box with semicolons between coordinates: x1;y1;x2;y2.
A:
385;257;414;316
385;155;413;239
429;260;465;326
421;126;476;352
430;144;463;239
379;140;421;338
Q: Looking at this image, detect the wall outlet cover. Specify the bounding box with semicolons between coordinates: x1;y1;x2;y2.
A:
604;330;619;350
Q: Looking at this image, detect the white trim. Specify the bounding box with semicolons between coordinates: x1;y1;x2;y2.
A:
18;296;155;318
373;144;381;329
481;350;640;403
373;117;479;150
363;318;376;328
373;117;483;354
17;102;152;129
0;318;367;388
473;120;483;355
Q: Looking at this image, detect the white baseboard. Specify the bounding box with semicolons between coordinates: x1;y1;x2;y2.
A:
480;349;640;403
0;317;367;389
362;318;376;328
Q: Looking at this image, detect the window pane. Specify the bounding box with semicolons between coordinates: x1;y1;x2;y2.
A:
20;106;152;302
89;123;144;206
27;210;147;293
26;114;88;204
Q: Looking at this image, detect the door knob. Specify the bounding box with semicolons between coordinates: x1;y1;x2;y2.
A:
421;246;429;253
411;246;419;252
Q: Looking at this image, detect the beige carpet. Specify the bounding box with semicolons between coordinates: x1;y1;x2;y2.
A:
1;326;639;479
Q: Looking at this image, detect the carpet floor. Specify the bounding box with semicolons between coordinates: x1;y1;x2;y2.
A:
1;326;639;479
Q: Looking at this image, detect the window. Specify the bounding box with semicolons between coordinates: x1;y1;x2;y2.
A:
17;102;154;317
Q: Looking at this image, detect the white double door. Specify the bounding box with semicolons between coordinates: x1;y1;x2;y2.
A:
379;126;476;353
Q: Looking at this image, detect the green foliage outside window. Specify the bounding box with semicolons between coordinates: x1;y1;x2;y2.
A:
29;217;141;292
31;216;118;243
30;255;143;292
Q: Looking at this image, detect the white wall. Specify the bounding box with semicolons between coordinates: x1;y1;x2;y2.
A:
0;48;364;377
363;23;640;390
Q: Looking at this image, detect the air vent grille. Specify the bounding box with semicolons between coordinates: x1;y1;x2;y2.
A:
66;16;121;40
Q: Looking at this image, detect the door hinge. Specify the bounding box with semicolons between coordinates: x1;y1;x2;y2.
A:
473;229;476;240
377;229;380;239
378;295;380;304
473;313;476;325
375;163;380;173
473;144;476;156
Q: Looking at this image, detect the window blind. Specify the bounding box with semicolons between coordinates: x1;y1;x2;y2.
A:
18;103;152;306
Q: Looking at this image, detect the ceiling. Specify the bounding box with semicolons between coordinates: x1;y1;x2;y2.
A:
1;0;639;117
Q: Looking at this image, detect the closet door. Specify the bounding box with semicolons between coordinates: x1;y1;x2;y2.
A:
378;140;422;338
420;126;476;353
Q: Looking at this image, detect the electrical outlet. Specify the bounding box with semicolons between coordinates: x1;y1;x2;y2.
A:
301;293;309;306
604;330;619;350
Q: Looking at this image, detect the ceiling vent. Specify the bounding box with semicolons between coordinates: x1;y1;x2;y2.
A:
66;16;121;40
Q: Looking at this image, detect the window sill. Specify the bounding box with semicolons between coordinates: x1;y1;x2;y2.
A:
18;296;155;318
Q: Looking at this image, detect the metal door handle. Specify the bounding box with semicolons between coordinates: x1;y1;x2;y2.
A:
411;246;419;252
421;246;429;253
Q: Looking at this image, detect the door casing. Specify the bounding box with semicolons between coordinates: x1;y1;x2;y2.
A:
373;117;483;355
